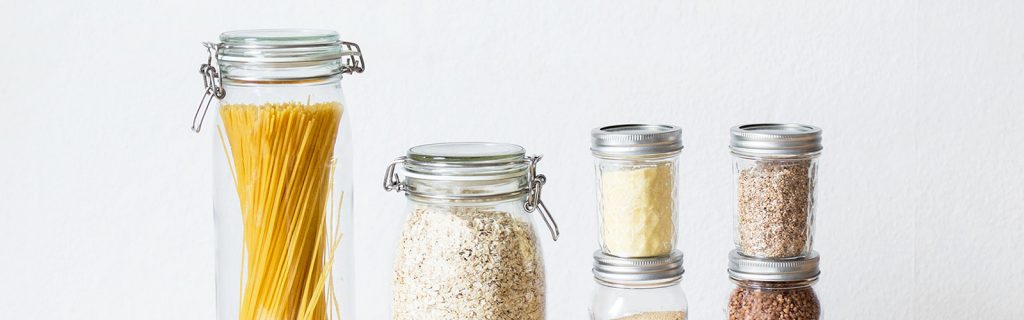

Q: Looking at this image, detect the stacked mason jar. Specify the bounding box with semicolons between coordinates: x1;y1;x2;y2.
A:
726;124;823;320
588;125;688;320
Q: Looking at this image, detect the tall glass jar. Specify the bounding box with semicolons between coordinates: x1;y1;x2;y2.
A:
730;123;822;259
591;124;683;258
193;29;365;320
727;250;822;320
590;250;688;320
382;142;560;320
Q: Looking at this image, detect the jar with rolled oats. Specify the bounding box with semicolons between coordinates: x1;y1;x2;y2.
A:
383;142;560;320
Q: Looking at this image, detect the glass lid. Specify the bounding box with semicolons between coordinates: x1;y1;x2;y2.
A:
404;142;530;179
220;29;340;46
216;29;345;64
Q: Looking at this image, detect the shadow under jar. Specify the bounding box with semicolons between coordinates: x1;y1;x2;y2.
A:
730;123;822;259
194;29;365;320
727;250;822;320
383;142;560;320
590;250;688;320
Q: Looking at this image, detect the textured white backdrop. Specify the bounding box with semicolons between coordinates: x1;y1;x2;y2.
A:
1;0;1022;319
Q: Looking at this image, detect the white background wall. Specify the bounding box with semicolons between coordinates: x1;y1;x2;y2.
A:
1;0;1022;319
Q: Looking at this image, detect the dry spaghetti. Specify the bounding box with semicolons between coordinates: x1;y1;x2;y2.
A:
218;101;345;320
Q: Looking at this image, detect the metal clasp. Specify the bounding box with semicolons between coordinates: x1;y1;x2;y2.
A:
382;154;559;241
525;155;560;241
383;156;407;192
192;42;225;133
340;41;365;74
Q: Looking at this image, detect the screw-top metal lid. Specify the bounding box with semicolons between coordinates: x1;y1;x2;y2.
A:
729;123;822;157
593;250;684;288
728;250;820;282
591;124;684;157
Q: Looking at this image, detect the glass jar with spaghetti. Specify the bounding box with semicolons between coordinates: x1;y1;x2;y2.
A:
383;142;560;320
192;29;365;320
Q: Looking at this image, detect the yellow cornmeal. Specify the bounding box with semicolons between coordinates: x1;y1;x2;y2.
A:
599;163;675;258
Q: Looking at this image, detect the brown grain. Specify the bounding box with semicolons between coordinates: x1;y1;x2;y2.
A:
728;284;820;320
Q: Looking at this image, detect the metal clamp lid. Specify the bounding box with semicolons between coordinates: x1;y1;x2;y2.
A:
190;30;365;133
382;149;560;241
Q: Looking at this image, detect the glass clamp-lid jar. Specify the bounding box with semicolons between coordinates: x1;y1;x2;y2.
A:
590;250;688;320
191;29;365;133
382;142;559;320
592;124;684;258
727;250;822;320
730;123;822;259
192;29;364;320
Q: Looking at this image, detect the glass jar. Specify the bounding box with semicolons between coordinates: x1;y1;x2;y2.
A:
193;29;365;320
730;123;822;259
726;250;822;320
591;124;684;258
382;142;560;320
590;250;688;320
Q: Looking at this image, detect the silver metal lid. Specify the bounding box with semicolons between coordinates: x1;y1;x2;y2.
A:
730;123;822;157
728;250;820;282
593;250;684;288
591;124;684;157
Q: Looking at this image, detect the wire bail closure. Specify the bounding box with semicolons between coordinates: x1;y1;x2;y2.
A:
190;40;365;134
340;41;365;75
381;154;560;241
192;42;225;133
382;156;407;192
524;155;560;241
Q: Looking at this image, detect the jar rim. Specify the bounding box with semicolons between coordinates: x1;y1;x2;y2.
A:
730;277;818;289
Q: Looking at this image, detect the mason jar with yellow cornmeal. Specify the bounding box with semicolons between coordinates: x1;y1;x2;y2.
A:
591;124;683;258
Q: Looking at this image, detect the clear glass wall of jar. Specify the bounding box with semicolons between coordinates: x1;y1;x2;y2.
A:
194;29;364;320
727;250;822;320
590;250;688;320
383;142;560;320
730;123;822;259
591;124;684;258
